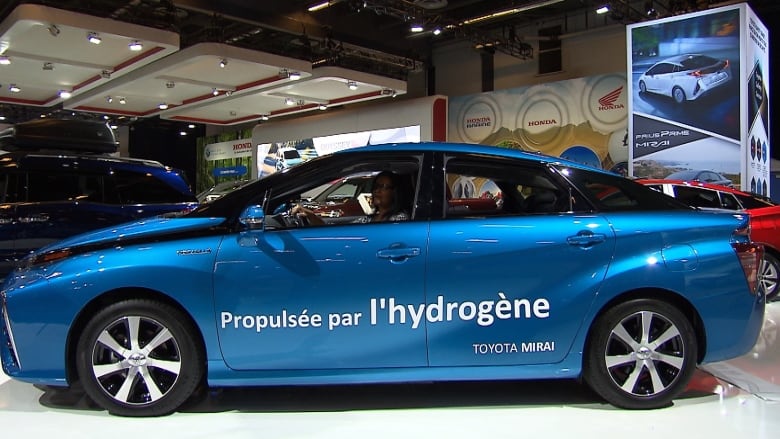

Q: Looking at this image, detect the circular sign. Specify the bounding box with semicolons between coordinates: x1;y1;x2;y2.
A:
561;146;601;169
580;74;628;134
515;91;569;150
456;96;502;143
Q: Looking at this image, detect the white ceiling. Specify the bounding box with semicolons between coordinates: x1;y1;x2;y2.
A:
0;4;406;126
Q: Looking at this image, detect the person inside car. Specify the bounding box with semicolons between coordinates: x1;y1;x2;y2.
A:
292;170;410;225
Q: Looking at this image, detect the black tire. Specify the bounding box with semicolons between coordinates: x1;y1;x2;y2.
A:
760;253;780;302
75;299;205;417
638;81;647;94
672;87;686;104
583;299;697;409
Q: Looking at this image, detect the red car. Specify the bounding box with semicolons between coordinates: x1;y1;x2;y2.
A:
639;179;779;301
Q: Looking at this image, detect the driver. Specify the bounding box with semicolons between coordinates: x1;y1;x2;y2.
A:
292;170;410;225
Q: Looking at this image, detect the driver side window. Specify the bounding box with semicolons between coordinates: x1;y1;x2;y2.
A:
264;156;421;228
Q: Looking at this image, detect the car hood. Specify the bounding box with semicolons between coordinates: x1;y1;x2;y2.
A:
31;216;227;255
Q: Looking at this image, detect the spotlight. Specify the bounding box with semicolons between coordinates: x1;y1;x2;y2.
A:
0;56;10;65
219;58;228;68
101;70;112;79
58;90;72;99
106;96;113;103
48;24;60;37
380;88;395;96
596;5;610;14
318;104;328;110
289;71;301;80
285;97;295;106
42;62;54;70
87;32;102;44
166;81;176;89
8;84;20;93
410;24;424;33
158;103;169;110
307;1;331;12
260;114;270;121
347;80;358;90
225;90;233;96
118;97;126;105
212;88;219;96
128;40;143;51
432;27;442;36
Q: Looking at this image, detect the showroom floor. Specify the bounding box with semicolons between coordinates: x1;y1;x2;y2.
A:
2;304;779;438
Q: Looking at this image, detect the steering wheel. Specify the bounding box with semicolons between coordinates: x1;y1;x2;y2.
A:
279;204;309;228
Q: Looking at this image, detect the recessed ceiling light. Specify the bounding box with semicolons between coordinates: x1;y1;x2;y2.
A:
0;56;10;65
58;90;72;99
128;40;143;51
118;97;127;105
87;32;102;44
289;71;301;80
347;80;358;90
8;84;20;93
285;97;295;106
158;103;169;110
219;58;228;68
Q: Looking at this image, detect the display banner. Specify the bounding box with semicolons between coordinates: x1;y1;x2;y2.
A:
448;73;629;175
627;3;769;196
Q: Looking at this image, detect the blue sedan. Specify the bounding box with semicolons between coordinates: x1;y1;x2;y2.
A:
0;142;765;416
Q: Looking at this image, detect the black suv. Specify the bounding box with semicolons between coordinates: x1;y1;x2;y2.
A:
0;119;197;276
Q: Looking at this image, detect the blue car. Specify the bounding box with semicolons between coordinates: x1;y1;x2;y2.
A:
0;142;765;416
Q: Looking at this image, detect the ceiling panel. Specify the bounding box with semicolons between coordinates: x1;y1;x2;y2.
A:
0;4;178;107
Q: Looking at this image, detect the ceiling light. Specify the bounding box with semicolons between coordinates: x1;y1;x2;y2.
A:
307;1;331;12
128;40;143;51
188;124;196;129
596;5;610;14
106;96;113;103
101;70;112;79
289;71;301;80
0;56;10;65
260;114;269;121
87;32;102;44
285;97;295;106
166;81;176;89
212;88;219;96
179;131;187;136
58;90;72;99
318;104;328;110
461;0;565;25
432;27;442;36
410;24;424;33
158;103;169;110
118;97;126;105
42;62;54;70
48;24;60;37
110;125;118;129
8;84;20;93
347;80;358;90
219;58;228;68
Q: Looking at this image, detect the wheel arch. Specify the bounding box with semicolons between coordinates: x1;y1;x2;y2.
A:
64;287;206;384
584;288;706;364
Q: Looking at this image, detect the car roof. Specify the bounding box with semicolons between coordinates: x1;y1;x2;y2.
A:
0;150;168;169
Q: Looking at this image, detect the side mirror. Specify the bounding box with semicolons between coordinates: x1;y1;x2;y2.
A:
239;205;265;227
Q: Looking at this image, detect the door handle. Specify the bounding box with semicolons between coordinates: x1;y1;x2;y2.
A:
377;246;421;264
567;231;606;247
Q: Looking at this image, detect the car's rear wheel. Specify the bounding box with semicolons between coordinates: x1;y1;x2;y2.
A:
759;253;779;301
583;299;697;409
76;299;204;416
672;87;686;103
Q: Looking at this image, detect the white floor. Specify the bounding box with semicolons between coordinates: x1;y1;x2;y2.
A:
2;304;780;439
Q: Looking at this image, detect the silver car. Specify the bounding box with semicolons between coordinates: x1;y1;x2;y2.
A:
638;54;731;103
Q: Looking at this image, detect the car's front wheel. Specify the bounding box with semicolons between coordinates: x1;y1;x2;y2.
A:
759;253;779;302
583;298;697;409
76;299;205;416
638;80;647;94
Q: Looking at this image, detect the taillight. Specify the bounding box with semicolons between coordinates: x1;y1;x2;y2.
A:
731;220;763;295
689;70;703;77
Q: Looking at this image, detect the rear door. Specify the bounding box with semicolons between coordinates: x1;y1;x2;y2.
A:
425;154;616;366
